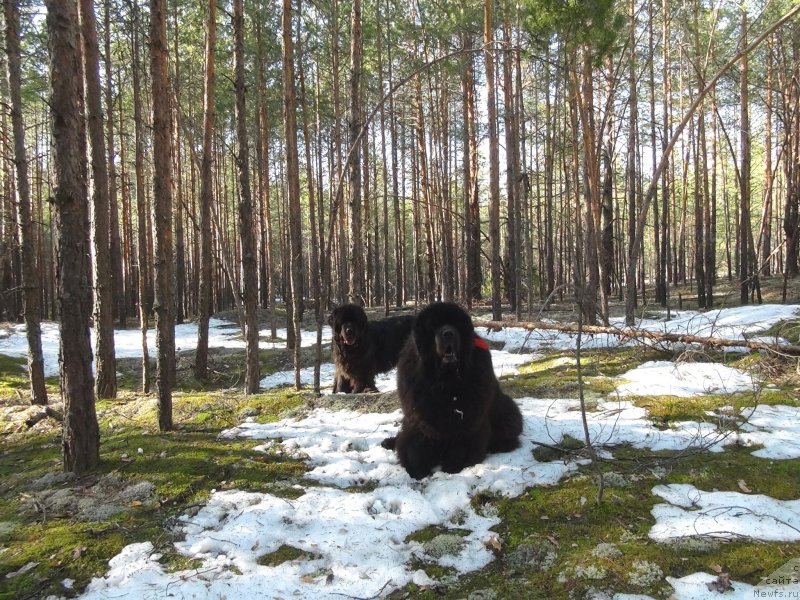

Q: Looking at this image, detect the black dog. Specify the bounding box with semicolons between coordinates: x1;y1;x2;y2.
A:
383;302;522;479
329;304;414;393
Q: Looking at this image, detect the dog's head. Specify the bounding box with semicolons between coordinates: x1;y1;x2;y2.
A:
329;304;369;348
413;302;475;372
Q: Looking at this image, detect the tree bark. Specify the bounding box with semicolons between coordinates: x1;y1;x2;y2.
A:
347;0;364;304
233;0;260;394
282;0;304;389
782;31;800;286
502;19;519;316
739;9;752;304
172;4;185;325
298;16;322;393
577;47;601;325
4;0;48;405
659;0;671;304
195;0;217;380
150;0;175;431
415;77;436;301
45;0;100;474
255;20;276;338
79;0;117;399
757;40;774;276
104;0;125;328
461;35;481;306
543;45;556;301
485;0;502;320
131;1;150;392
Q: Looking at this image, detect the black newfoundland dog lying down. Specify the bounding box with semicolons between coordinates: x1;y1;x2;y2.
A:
382;302;523;479
328;304;414;393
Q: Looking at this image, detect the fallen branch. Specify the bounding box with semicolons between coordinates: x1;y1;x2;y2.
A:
24;406;64;429
474;318;800;357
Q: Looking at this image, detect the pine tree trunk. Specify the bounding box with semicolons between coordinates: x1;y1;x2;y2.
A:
578;48;601;324
544;46;556;301
80;0;117;399
45;0;99;474
347;0;364;304
758;41;774;276
415;78;436;301
150;0;175;431
282;0;304;389
485;0;502;320
4;0;48;406
104;0;125;328
233;0;260;394
195;0;217;379
502;19;519;316
172;5;185;325
461;35;481;306
660;0;671;302
131;3;151;392
376;11;390;311
782;31;800;281
298;23;322;393
739;9;752;304
388;24;403;306
255;21;276;338
601;54;615;309
648;0;664;306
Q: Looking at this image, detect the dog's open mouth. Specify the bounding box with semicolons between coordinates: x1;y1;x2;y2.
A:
441;352;458;365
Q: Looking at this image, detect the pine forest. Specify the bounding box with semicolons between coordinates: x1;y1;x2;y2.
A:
1;0;800;452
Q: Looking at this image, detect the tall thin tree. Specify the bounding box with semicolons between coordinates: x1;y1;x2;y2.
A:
347;0;364;304
4;0;48;405
45;0;100;473
79;0;117;399
150;0;175;430
485;0;502;320
233;0;260;393
461;36;482;306
104;0;125;327
739;8;752;304
282;0;304;388
195;0;217;380
131;1;150;391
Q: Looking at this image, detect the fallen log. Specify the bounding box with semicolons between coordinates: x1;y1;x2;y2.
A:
473;318;800;357
24;406;64;429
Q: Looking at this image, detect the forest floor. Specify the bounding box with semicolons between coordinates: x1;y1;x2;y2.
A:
2;276;800;599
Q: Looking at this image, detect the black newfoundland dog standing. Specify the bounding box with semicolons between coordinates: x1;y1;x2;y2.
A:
328;304;414;393
383;302;523;479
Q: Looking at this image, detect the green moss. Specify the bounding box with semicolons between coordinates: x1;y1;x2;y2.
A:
502;348;667;398
759;319;800;346
406;526;470;544
0;354;33;396
631;388;798;427
0;384;314;599
257;544;318;566
7;314;800;600
386;441;800;599
0;432;63;498
0;519;142;600
159;550;204;572
532;434;585;462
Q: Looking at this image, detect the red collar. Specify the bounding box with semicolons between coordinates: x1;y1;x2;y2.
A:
473;336;489;351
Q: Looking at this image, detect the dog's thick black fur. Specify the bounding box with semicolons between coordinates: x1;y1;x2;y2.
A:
329;304;414;393
383;302;523;479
